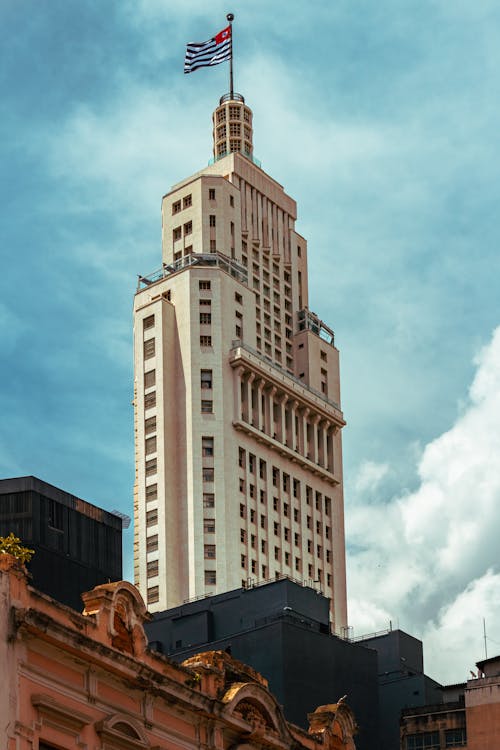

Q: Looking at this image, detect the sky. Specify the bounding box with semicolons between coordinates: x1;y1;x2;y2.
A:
1;1;500;684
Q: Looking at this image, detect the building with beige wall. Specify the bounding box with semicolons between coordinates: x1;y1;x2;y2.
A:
0;551;358;750
133;92;347;632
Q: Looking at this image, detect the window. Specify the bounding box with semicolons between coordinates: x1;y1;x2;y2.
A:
283;503;289;517
294;532;300;546
204;544;216;559
248;453;255;473
406;733;440;750
316;520;322;534
172;200;181;214
273;521;279;536
249;484;255;499
210;239;216;252
202;436;214;457
251;559;257;574
200;335;212;346
261;565;267;578
260;514;266;529
230;195;234;207
306;515;311;529
295;557;301;572
209;188;216;200
325;525;330;539
146;534;158;552
284;527;289;541
306;486;312;505
307;539;312;553
144;369;155;388
145;436;157;455
260;489;266;504
145;416;156;435
209;215;216;227
200;312;212;324
293;479;300;498
250;509;255;523
321;350;327;362
147;586;159;603
316;492;322;510
203;493;215;508
274;546;280;561
48;499;63;530
282;473;289;492
184;220;192;235
273;497;279;511
202;468;214;482
444;729;466;747
261;539;266;553
173;226;182;241
144;391;156;409
272;467;279;487
308;564;313;578
201;369;212;389
238;447;245;468
144;338;155;359
145;458;157;476
146;483;157;501
146;509;158;527
143;314;155;330
200;299;211;307
183;194;192;208
317;545;322;558
147;559;158;577
240;503;245;518
325;496;331;516
199;280;211;290
284;551;290;566
239;478;245;492
205;570;216;585
235;292;242;304
241;554;246;567
326;550;331;562
259;459;266;479
327;573;332;587
229;105;240;119
240;528;246;543
293;508;299;523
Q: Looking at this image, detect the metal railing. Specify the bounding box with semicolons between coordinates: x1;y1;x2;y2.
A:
137;252;248;290
231;340;341;412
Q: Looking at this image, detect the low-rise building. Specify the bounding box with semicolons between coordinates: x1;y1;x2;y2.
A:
0;475;123;610
0;552;358;750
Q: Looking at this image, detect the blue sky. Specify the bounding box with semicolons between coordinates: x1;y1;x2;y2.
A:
2;1;500;682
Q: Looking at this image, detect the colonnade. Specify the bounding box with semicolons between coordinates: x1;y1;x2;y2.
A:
233;366;336;474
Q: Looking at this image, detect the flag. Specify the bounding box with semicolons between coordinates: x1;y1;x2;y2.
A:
184;25;231;74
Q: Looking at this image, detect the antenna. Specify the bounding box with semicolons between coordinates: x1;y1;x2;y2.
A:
483;617;488;660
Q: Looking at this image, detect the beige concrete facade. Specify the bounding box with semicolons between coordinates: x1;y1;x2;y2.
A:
133;95;347;632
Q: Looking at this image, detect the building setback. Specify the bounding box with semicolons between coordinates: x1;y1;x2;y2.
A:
133;91;347;631
144;578;379;750
0;552;358;750
0;475;122;611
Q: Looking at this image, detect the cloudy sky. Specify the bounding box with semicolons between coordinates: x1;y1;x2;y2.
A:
2;1;500;683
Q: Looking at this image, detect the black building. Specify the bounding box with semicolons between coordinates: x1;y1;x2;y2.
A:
358;629;442;750
145;578;379;750
0;476;123;611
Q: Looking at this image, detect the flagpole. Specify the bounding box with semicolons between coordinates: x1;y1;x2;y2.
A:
227;12;234;99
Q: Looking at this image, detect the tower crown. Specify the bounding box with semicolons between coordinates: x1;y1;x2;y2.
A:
212;93;253;161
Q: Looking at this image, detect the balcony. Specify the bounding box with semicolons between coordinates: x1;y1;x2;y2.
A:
297;308;335;346
230;340;343;417
137;252;248;291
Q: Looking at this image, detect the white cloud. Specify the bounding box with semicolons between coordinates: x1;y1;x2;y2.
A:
347;326;500;682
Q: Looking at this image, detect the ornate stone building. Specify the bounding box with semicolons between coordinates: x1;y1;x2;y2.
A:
0;552;357;750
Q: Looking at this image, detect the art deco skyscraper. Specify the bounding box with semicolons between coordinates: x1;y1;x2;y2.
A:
133;92;348;633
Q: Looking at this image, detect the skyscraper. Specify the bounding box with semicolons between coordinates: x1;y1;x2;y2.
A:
133;91;347;633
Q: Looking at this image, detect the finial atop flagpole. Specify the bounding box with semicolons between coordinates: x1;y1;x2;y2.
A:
227;12;234;99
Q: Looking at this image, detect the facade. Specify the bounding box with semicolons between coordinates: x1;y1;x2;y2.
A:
144;578;378;750
466;655;500;750
0;475;122;611
133;92;347;631
0;552;358;750
359;629;442;750
400;690;467;750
